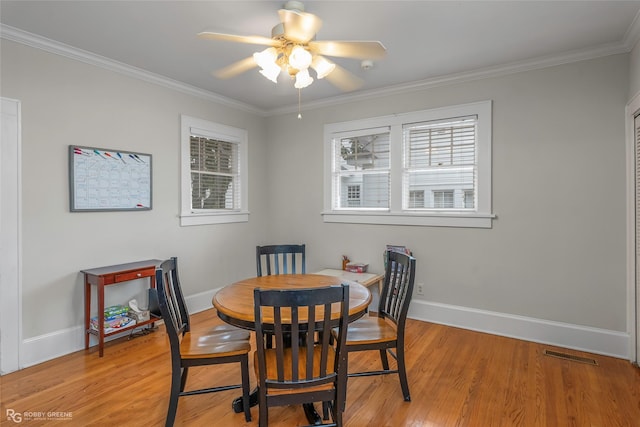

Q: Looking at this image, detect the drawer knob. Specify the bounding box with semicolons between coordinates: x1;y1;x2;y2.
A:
137;273;142;277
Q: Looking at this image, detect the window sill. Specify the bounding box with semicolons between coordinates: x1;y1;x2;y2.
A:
180;211;249;226
321;211;495;228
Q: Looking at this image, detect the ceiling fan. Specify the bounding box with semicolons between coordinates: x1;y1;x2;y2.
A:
198;1;386;92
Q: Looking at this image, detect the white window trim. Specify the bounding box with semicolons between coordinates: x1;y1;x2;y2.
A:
323;101;494;228
180;115;249;226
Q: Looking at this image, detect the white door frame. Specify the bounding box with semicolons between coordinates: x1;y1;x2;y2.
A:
626;91;640;365
0;97;22;374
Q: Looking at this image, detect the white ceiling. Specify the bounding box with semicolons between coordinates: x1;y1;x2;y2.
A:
2;1;640;114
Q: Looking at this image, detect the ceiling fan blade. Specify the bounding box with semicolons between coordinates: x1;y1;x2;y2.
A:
198;31;279;47
309;40;387;60
277;8;322;44
324;64;364;92
214;56;257;79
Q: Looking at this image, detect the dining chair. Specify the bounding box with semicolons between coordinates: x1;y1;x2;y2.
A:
253;284;350;427
256;244;306;276
256;244;307;350
338;251;416;401
155;257;252;426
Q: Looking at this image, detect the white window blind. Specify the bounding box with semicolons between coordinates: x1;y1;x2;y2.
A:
403;115;477;210
190;135;239;210
331;128;390;210
180;115;248;226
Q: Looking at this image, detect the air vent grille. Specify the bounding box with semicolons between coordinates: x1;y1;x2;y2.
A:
543;349;598;365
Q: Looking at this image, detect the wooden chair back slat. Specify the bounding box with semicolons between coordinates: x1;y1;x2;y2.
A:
256;244;306;277
379;251;416;328
253;284;349;425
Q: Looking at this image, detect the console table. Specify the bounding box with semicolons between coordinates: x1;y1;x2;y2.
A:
82;259;162;357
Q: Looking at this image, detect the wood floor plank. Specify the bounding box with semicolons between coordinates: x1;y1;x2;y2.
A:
1;311;639;426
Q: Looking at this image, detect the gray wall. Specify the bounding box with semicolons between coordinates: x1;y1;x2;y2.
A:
1;39;270;339
266;54;629;332
0;38;632;354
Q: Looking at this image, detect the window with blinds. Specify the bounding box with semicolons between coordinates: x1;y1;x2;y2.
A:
190;136;238;210
403;116;477;210
331;128;390;210
180;115;248;226
323;101;492;228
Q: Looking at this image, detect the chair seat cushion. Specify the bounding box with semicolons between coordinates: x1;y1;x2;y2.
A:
343;315;397;345
180;328;251;359
204;324;251;340
254;346;336;395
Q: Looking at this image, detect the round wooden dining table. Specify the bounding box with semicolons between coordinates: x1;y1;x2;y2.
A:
213;273;372;329
213;273;372;423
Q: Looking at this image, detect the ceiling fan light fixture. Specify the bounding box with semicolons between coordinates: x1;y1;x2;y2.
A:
288;45;312;70
294;68;314;89
259;63;281;83
311;56;336;79
202;1;386;95
253;47;279;69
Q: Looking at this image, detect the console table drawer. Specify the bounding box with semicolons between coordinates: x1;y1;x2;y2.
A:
115;268;156;283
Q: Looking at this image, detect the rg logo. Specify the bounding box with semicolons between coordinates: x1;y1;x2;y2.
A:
6;409;22;423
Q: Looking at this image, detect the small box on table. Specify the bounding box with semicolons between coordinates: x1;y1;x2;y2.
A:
345;262;368;273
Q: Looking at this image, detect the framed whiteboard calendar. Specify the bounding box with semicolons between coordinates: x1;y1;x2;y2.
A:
69;145;152;212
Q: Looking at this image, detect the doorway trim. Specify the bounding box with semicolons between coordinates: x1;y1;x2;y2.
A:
0;97;22;374
626;90;640;365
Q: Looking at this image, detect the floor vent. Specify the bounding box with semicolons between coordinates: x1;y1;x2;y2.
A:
543;349;598;366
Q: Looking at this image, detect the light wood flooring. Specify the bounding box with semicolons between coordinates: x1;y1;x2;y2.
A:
1;310;639;426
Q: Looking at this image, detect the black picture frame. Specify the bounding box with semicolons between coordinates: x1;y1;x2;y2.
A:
69;145;152;212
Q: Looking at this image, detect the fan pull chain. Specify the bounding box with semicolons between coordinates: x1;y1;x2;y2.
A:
297;89;302;119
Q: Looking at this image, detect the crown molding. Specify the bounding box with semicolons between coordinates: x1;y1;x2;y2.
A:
1;23;634;118
0;24;267;116
267;39;631;116
623;9;640;51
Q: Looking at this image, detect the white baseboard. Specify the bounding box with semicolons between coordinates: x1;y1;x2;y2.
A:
409;300;629;359
18;289;219;369
22;325;85;368
185;288;219;314
18;292;629;370
20;321;163;369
